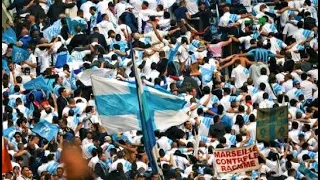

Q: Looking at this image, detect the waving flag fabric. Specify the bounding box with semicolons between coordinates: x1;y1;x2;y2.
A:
24;76;50;92
12;46;30;63
91;76;188;133
32;120;59;141
2;27;17;44
43;20;61;42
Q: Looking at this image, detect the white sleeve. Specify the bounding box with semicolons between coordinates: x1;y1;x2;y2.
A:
282;24;289;35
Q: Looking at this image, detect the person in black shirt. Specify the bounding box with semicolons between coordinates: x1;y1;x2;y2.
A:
25;0;45;19
89;27;108;49
190;2;213;32
6;0;31;15
68;26;89;51
47;0;76;24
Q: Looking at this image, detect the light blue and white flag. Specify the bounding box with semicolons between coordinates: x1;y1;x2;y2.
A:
43;20;61;42
12;46;30;63
2;28;17;44
32;120;59;141
91;76;188;133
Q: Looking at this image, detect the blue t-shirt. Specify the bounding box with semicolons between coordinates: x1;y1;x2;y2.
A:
174;7;188;22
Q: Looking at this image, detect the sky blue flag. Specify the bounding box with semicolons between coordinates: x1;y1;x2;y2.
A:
66;17;88;36
24;76;50;92
3;126;20;141
69;69;77;90
32;120;59;141
12;46;30;63
298;162;318;179
43;20;61;42
2;28;17;44
2;58;10;74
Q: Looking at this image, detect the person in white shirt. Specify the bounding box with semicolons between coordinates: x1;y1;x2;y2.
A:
292;21;315;44
97;0;112;15
80;0;96;22
146;62;160;83
252;83;267;104
300;73;317;100
114;0;127;19
21;46;37;76
97;14;116;41
282;15;299;42
286;80;303;101
82;131;93;146
109;151;132;173
231;59;250;89
259;93;275;108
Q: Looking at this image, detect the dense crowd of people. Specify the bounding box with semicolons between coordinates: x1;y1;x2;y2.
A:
2;0;318;179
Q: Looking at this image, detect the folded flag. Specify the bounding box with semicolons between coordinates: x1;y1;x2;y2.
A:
91;75;188;133
2;27;17;44
32;120;59;141
12;46;30;63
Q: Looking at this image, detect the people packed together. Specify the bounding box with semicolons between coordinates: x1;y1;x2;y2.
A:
2;0;318;179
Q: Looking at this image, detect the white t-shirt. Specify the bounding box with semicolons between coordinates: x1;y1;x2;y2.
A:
300;80;316;100
283;22;299;37
231;65;249;89
80;1;96;21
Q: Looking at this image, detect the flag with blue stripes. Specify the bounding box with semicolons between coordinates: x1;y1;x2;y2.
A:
2;28;17;44
91;76;188;133
43;20;61;42
32;120;59;141
12;46;30;63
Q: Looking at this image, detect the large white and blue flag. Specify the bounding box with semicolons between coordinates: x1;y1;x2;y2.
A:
91;76;188;133
2;28;17;44
91;75;188;173
32;120;59;141
43;20;61;42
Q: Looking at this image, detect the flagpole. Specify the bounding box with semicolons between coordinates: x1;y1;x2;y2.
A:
126;27;163;177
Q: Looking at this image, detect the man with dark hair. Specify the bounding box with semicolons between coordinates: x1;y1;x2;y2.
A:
89;27;108;49
94;153;108;179
209;115;226;140
47;0;76;24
